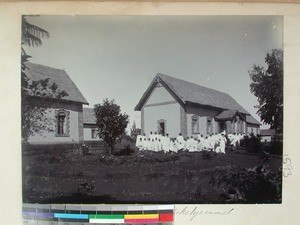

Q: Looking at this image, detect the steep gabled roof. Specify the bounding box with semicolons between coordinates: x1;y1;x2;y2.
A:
135;73;249;114
246;115;261;125
215;110;245;120
83;108;96;124
24;62;89;105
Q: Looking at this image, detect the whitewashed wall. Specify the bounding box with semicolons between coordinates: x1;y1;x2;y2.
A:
142;85;181;138
27;101;83;145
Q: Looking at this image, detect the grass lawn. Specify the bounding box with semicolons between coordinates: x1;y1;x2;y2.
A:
22;145;282;204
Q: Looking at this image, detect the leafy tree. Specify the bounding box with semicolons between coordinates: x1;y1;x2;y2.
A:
94;99;129;155
21;16;68;142
130;121;141;141
249;49;283;134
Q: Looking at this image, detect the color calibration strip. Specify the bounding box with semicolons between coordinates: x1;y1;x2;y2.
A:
23;204;174;224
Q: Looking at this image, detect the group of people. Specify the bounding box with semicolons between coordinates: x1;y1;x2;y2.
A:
135;131;235;154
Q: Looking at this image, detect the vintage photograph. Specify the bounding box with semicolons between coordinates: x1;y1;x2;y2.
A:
21;15;283;205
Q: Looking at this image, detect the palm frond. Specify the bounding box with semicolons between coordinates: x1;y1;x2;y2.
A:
21;16;49;47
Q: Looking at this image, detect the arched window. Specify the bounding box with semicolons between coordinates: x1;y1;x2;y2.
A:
191;115;199;134
55;110;70;137
206;117;212;134
57;112;66;135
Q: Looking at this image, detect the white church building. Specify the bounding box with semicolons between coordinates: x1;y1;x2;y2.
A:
135;73;260;138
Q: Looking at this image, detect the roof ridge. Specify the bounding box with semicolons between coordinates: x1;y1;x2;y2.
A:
157;72;232;97
25;62;65;72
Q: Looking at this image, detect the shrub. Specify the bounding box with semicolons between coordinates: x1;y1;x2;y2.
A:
201;150;217;160
81;144;90;155
259;151;271;163
241;134;263;153
113;144;135;156
262;141;283;155
210;165;282;203
77;182;95;196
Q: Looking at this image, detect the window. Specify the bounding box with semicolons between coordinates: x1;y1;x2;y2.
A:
91;128;98;139
206;117;212;134
57;113;66;135
157;119;167;136
191;115;199;134
55;110;70;137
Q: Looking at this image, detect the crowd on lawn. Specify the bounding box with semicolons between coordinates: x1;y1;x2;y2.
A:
135;131;247;154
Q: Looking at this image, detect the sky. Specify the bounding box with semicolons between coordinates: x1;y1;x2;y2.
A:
24;15;283;131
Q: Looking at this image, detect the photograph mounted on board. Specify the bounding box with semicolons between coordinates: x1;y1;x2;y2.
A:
21;15;283;204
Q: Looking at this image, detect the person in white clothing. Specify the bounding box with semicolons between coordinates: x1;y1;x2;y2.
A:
149;131;155;142
137;137;144;151
176;133;185;150
169;138;175;153
220;133;227;154
143;138;148;151
197;139;202;151
162;133;170;153
157;139;163;152
135;134;142;148
149;139;156;151
191;138;198;152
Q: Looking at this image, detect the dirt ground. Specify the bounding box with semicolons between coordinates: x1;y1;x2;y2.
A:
22;146;282;204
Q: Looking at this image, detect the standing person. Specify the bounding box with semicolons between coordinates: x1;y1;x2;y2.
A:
197;139;202;152
154;137;159;152
176;133;184;150
220;133;227;154
143;138;148;151
150;139;156;151
162;133;170;153
137;137;144;151
149;131;154;142
190;137;197;152
202;136;209;151
154;132;158;140
186;136;192;151
208;134;214;151
157;139;163;152
169;138;175;153
135;133;142;148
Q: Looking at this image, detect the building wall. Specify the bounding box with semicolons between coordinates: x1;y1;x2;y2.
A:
143;103;181;139
185;104;220;137
261;136;272;142
142;85;181;138
83;124;99;141
27;100;83;145
246;123;260;135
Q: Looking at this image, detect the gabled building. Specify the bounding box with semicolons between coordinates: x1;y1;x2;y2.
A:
83;108;99;141
135;73;260;138
24;62;89;145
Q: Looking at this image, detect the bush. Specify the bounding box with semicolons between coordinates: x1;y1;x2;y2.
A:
201;150;217;160
210;165;282;203
240;134;263;153
77;182;95;196
262;141;283;155
113;144;135;156
81;144;90;155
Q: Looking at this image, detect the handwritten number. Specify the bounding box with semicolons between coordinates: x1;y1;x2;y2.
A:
283;155;292;177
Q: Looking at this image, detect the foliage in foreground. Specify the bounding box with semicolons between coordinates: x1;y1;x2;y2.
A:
240;134;263;153
94;99;129;155
210;165;282;203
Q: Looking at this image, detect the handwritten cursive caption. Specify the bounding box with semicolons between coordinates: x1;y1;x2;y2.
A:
174;206;234;221
283;154;292;177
